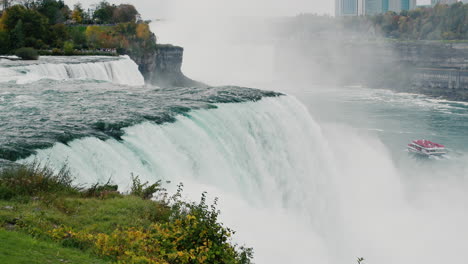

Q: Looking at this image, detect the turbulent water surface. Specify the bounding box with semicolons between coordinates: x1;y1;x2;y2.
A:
2;57;468;264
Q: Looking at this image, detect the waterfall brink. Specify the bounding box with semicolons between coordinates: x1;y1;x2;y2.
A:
22;96;468;264
0;56;144;86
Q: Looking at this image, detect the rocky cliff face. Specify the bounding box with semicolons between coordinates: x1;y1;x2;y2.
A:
274;40;468;101
395;42;468;68
129;45;202;87
393;42;468;101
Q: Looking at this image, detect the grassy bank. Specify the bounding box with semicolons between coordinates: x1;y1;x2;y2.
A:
0;163;252;264
0;229;106;264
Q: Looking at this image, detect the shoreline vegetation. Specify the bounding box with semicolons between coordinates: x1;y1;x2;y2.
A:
0;0;156;60
0;162;253;263
2;1;468;61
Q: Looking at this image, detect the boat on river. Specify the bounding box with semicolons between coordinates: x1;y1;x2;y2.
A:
407;139;446;157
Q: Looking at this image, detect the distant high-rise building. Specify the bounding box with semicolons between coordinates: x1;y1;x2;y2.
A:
336;0;413;16
387;0;416;12
400;0;416;10
364;0;390;15
388;0;400;12
431;0;458;5
382;0;389;12
336;0;365;16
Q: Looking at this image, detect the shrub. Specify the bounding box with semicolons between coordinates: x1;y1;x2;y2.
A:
82;178;120;199
0;185;15;200
47;191;254;264
63;41;75;55
130;175;165;200
0;164;254;264
0;162;79;199
51;48;63;55
15;47;39;60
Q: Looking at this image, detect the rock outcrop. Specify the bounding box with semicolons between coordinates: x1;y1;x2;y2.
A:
392;42;468;101
129;44;203;87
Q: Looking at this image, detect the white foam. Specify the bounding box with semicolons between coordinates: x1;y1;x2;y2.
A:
22;96;468;264
0;56;144;86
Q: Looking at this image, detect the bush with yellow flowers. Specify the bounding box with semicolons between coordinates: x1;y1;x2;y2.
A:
1;164;253;264
45;189;252;264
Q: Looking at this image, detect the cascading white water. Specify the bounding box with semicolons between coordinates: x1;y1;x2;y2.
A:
0;56;144;86
22;96;468;264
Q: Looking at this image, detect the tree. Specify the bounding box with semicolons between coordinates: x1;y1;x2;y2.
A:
71;3;83;23
37;0;69;24
93;1;115;24
49;23;68;47
112;4;139;23
136;23;151;40
10;19;24;48
68;26;86;48
0;5;48;50
0;5;29;30
63;40;74;54
0;30;10;54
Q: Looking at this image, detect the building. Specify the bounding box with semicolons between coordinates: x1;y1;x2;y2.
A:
336;0;360;16
401;0;417;10
364;0;389;15
335;0;369;16
336;0;416;16
431;0;459;5
388;0;416;12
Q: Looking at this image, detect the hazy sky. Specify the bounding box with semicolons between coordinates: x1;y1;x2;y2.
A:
65;0;334;19
65;0;430;19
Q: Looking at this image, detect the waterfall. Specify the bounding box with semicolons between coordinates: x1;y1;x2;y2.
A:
0;56;144;86
21;96;468;264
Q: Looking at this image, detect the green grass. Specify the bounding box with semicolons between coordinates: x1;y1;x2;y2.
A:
0;164;253;264
0;195;170;236
0;229;108;264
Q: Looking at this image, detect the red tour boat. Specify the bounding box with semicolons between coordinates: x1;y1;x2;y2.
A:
407;139;446;156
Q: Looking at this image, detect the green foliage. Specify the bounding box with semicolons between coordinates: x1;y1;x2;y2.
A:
0;164;254;264
15;47;39;60
68;26;87;49
71;3;84;24
371;3;468;40
37;0;69;24
164;188;254;264
10;19;24;49
0;30;10;54
0;1;153;55
93;2;139;24
0;230;107;264
0;162;77;197
63;40;74;54
1;5;48;40
130;175;165;200
82;178;120;199
49;23;68;48
112;4;139;23
93;1;115;24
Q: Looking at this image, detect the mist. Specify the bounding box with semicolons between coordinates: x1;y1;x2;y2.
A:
152;14;401;91
148;2;468;264
2;0;467;263
65;0;333;19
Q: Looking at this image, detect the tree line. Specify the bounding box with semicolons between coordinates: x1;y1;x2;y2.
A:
370;2;468;40
0;0;152;56
280;2;468;42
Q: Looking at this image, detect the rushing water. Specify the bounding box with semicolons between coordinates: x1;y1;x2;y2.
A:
2;57;468;263
0;56;144;85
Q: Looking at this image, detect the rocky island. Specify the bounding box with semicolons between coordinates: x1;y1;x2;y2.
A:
0;0;197;87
